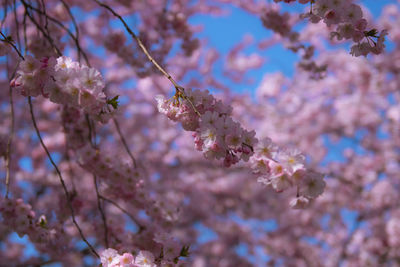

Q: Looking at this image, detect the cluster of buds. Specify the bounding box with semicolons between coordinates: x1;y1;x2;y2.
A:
156;89;326;208
156;88;257;167
100;240;189;267
250;138;326;209
272;0;388;57
11;56;117;121
100;249;157;267
0;198;57;244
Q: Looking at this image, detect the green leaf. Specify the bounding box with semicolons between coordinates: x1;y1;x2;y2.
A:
107;95;120;109
364;29;378;37
179;245;190;257
6;35;14;43
38;217;47;228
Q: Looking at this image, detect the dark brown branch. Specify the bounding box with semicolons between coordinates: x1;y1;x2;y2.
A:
20;0;90;65
94;175;109;247
113;118;137;168
13;0;22;50
100;195;145;232
0;31;24;60
93;0;201;116
28;96;99;258
59;0;86;64
4;62;18;199
0;0;9;30
21;0;62;56
93;0;180;88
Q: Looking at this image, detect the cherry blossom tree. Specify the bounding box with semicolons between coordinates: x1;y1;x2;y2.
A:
0;0;397;266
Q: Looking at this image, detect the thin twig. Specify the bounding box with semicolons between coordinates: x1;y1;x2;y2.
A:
39;0;51;42
93;0;179;88
2;29;23;199
93;0;201;116
113;118;137;168
0;31;24;60
13;0;21;50
64;146;77;193
85;114;95;148
0;0;9;30
4;62;18;199
28;96;99;258
100;195;145;232
20;0;90;65
20;2;106;247
59;0;85;64
21;0;62;56
94;175;109;247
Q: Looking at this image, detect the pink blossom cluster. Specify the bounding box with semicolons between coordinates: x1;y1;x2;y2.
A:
261;9;292;37
0;198;57;245
0;198;36;237
61;106;90;149
349;30;388;57
76;144;181;224
100;235;187;267
157;10;200;57
26;24;65;58
76;145;145;200
104;31;152;77
11;56;114;119
2;0;398;265
100;249;157;267
260;7;328;75
311;0;387;56
103;10;199;77
272;0;388;57
250;138;325;208
156;89;258;167
156;89;326;207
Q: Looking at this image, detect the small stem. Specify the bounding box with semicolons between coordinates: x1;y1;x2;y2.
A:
4;55;18;199
93;0;201;116
0;0;9;30
0;31;24;60
20;0;90;65
39;0;49;37
28;96;99;258
59;0;85;64
85;114;95;148
21;0;62;56
113;118;137;168
100;195;145;232
93;0;179;87
13;0;22;50
94;175;109;247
